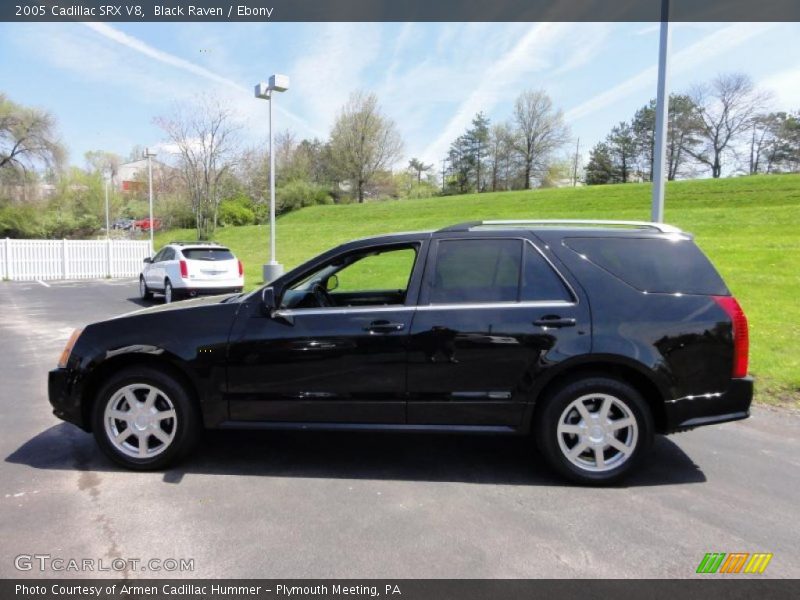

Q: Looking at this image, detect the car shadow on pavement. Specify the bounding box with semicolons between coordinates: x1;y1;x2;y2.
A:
6;423;706;488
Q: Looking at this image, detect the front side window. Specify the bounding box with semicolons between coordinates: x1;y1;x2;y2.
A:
430;239;521;304
281;244;419;309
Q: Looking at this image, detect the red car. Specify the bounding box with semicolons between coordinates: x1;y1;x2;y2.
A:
135;218;162;231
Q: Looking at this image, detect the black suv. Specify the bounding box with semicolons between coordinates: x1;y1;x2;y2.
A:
49;220;751;484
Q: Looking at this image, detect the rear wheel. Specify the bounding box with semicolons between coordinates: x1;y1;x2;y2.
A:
139;276;152;300
535;377;653;485
164;279;175;303
91;366;200;470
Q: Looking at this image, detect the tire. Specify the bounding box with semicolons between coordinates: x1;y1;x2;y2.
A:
164;279;175;303
139;276;153;300
91;366;201;470
534;376;654;485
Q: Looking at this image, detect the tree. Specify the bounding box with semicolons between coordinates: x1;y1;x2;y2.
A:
630;95;703;182
584;142;616;185
0;93;65;177
329;92;404;203
465;112;490;191
408;157;432;185
488;123;515;191
511;90;570;189
84;150;122;179
687;73;769;178
155;96;240;240
606;121;638;183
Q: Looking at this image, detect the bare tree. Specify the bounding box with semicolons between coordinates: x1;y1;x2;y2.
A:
155;97;240;240
512;90;570;189
687;73;770;178
329;92;404;203
0;93;65;179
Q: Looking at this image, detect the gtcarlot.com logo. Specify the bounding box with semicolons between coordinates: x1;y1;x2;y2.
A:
696;552;773;574
14;554;194;573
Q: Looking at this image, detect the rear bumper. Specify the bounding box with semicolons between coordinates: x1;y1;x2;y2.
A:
48;368;88;431
664;377;753;432
179;285;243;296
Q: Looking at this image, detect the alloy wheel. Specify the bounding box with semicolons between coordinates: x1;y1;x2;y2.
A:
103;384;177;459
556;393;638;472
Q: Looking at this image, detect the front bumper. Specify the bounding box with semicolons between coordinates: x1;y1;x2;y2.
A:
48;368;88;430
664;377;753;432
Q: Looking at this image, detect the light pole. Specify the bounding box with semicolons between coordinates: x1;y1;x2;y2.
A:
144;148;157;254
255;74;289;283
651;0;671;222
104;170;110;239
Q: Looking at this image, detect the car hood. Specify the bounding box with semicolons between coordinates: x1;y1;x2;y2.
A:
113;293;240;319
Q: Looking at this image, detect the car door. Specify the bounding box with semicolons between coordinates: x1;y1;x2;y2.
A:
225;240;427;424
406;235;591;427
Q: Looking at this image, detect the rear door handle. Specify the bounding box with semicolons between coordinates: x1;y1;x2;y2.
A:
533;315;576;328
364;320;405;333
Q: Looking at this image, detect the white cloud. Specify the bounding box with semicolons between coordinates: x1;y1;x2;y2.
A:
419;22;587;163
760;67;800;110
565;22;777;122
289;23;382;136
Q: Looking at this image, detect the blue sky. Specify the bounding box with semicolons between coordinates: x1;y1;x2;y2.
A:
1;21;798;170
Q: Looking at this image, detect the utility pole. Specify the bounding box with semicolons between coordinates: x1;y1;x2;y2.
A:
441;158;447;193
651;0;671;222
572;138;580;187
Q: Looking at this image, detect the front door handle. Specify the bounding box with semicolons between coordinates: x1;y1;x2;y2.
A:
533;315;576;328
364;320;405;334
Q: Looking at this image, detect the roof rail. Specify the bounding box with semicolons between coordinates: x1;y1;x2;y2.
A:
169;240;222;246
437;219;683;234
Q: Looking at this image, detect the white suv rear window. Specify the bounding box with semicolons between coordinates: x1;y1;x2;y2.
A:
181;248;235;261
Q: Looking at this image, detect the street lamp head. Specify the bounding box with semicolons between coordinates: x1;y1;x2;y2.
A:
254;82;271;100
269;74;289;93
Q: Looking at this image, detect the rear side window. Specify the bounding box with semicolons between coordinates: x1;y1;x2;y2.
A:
565;237;729;295
430;239;521;303
181;248;235;261
522;244;573;302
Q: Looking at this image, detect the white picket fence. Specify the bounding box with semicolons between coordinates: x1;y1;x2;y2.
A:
1;238;151;281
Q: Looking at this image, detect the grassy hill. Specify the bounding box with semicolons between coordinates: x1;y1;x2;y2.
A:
156;174;800;406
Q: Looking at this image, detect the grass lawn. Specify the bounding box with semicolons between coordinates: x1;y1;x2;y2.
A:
156;174;800;406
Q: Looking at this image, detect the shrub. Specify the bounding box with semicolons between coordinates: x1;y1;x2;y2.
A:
276;180;332;214
218;196;256;226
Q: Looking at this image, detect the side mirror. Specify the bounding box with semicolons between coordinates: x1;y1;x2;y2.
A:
325;274;339;292
261;287;277;313
143;257;152;264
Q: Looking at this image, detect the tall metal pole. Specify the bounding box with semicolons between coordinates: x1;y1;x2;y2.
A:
651;0;671;223
573;138;580;187
269;91;276;266
104;173;110;239
146;150;154;253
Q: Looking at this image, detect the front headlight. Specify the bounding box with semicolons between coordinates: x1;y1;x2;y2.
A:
57;328;83;368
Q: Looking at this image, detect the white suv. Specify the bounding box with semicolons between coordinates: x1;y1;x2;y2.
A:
139;242;244;303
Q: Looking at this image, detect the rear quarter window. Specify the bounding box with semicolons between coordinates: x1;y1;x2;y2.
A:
564;237;729;295
181;248;235;261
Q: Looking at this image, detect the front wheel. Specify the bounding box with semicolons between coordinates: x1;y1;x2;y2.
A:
91;367;200;470
534;377;654;485
139;277;152;300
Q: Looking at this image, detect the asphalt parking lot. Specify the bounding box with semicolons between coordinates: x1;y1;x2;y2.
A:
1;279;799;579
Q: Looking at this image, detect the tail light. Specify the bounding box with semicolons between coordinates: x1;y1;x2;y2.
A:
179;260;188;278
713;296;749;378
238;260;243;277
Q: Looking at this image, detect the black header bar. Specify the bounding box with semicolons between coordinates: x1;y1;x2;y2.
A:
3;0;800;23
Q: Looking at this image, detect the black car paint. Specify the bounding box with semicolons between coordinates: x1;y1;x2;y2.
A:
49;228;752;437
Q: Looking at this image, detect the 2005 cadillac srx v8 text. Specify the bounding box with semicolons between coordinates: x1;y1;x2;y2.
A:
49;219;752;484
